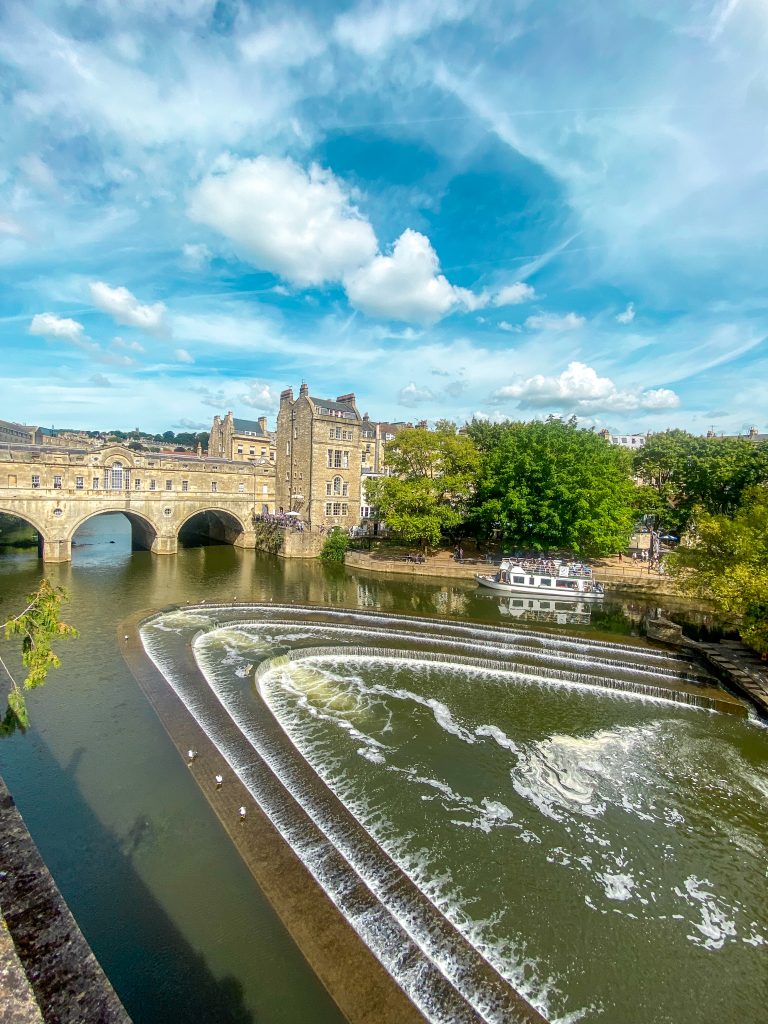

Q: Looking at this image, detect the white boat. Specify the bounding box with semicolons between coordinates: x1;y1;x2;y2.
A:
476;558;605;601
495;595;594;626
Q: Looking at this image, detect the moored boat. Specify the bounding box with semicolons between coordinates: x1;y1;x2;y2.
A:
476;557;604;600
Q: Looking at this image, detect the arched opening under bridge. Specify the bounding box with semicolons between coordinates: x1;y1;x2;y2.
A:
0;510;45;558
70;511;158;560
178;509;246;548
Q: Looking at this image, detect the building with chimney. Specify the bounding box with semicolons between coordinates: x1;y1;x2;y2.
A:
208;411;276;464
275;384;362;528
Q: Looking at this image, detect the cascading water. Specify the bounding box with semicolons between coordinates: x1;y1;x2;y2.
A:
141;604;767;1024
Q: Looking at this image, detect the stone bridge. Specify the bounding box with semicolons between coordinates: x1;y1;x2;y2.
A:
0;443;275;562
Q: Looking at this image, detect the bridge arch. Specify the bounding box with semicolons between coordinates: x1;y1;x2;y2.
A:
68;508;160;553
177;507;248;548
0;506;49;556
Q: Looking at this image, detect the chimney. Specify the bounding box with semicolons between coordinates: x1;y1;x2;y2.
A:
280;387;294;405
299;382;309;397
258;416;267;432
336;392;355;405
749;425;758;438
363;412;369;422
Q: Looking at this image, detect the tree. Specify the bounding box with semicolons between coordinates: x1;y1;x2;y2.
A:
634;431;768;532
467;417;635;556
669;487;768;656
320;527;349;562
1;580;78;735
365;424;480;549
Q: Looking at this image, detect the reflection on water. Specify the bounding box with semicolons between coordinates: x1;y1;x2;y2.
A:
0;514;752;1023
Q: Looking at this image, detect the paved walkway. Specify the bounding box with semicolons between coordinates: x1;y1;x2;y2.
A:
698;641;768;717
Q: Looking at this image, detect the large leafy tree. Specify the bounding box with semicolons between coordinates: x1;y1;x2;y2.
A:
633;431;768;532
669;487;768;655
1;579;78;735
467;417;635;556
366;423;479;548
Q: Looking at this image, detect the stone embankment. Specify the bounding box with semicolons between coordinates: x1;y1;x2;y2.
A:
346;549;680;595
0;780;131;1024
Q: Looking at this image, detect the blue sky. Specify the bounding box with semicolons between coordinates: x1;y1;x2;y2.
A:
1;0;767;435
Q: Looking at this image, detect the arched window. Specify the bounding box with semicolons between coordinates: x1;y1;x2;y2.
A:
333;475;342;495
111;462;123;490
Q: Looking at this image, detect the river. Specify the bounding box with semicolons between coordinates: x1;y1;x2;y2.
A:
0;513;765;1023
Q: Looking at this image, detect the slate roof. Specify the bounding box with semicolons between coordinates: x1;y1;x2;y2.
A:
232;417;269;436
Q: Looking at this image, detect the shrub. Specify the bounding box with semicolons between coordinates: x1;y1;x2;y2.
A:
320;527;349;563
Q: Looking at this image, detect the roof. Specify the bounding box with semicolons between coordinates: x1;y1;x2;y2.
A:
310;397;359;420
232;417;269;437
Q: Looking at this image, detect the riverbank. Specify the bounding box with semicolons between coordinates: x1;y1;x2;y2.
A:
346;549;682;596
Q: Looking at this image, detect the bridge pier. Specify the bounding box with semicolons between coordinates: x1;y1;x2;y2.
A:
42;537;72;563
151;535;178;556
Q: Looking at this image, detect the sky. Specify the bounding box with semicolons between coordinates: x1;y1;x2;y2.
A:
1;0;767;436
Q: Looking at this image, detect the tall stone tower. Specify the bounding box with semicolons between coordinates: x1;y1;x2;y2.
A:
275;384;362;528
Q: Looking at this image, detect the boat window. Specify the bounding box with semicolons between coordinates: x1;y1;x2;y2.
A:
512;599;524;607
540;577;552;586
529;577;535;585
556;579;577;589
513;576;525;584
540;601;550;609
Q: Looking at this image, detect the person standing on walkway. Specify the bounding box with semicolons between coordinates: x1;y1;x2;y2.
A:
239;806;247;821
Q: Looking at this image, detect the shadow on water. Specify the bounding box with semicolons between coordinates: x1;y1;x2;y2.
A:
4;740;254;1024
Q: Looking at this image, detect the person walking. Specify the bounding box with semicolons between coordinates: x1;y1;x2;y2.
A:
215;774;223;788
239;806;247;821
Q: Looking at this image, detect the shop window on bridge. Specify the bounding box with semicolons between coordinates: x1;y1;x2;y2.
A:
149;479;157;491
76;476;84;490
182;480;189;492
105;463;123;490
165;480;173;490
32;474;40;489
134;478;141;490
238;482;244;492
53;475;62;489
211;481;218;493
92;477;99;490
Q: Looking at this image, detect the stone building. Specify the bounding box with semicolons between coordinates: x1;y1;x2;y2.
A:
275;384;362;529
208;411;276;464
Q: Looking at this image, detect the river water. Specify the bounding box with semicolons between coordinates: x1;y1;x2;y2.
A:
1;513;766;1023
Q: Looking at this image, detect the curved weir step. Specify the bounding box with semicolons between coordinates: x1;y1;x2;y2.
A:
139;610;550;1024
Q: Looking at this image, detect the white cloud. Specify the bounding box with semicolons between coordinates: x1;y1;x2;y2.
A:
344;229;481;324
181;243;211;269
174;348;194;363
174;418;209;430
498;320;519;332
89;373;112;387
524;311;586;331
29;312;85;343
111;336;145;353
89;281;168;334
398;381;435;406
239;380;279;412
188;156;377;287
239;19;324;67
616;302;636;324
495;361;680;413
493;282;535;306
334;0;472;56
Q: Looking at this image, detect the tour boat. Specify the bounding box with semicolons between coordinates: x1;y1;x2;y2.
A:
476;558;605;600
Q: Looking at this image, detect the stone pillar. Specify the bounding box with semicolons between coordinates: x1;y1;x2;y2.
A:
42;537;72;563
151;535;178;555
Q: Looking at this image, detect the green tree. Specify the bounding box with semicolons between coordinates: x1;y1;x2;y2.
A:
366;424;480;549
669;487;768;655
467;417;635;556
320;527;349;562
1;580;78;735
634;431;768;532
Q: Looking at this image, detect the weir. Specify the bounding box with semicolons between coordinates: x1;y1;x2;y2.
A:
128;602;755;1024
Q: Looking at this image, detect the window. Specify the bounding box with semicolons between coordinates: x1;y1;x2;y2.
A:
260;447;266;457
361;505;370;518
343;450;349;469
32;474;40;489
238;482;244;492
165;479;172;490
540;577;552;586
341;503;348;515
325;502;332;515
237;446;243;455
182;480;189;492
333;475;342;495
342;481;349;496
262;484;268;495
134;478;141;490
332;502;341;516
53;475;62;489
75;476;84;490
211;481;218;493
326;481;332;496
92;476;99;490
334;449;342;468
512;575;525;584
249;448;255;456
111;463;123;490
327;448;333;468
149;479;157;490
